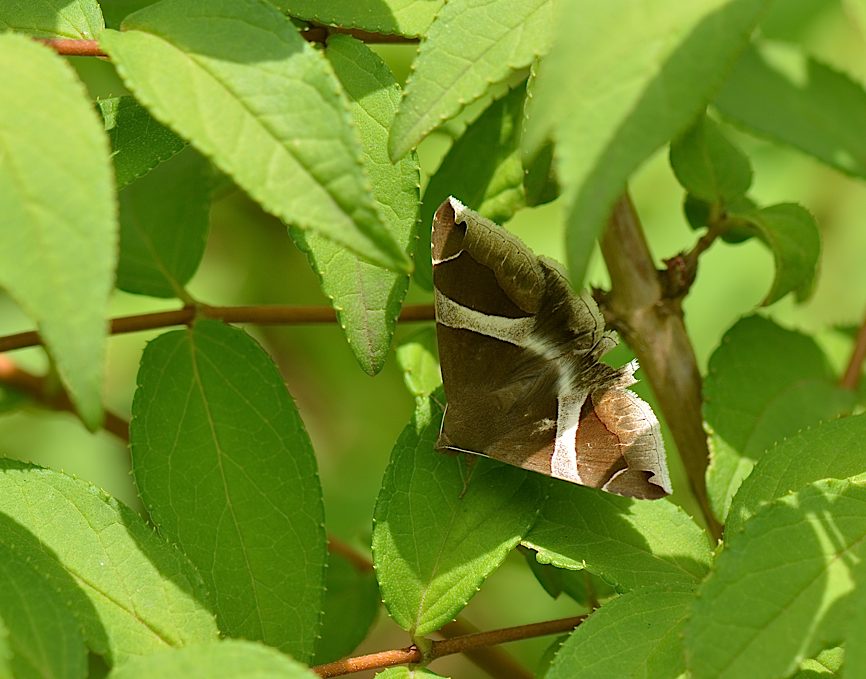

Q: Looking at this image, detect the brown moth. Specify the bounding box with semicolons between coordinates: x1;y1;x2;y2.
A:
432;196;671;500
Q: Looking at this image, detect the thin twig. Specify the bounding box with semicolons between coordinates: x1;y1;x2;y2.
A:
0;304;436;354
600;195;722;541
37;25;417;59
312;615;585;678
440;618;535;679
841;311;866;390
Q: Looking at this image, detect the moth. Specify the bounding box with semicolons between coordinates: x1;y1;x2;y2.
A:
432;197;671;500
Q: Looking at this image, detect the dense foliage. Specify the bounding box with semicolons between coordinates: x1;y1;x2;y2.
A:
1;1;865;677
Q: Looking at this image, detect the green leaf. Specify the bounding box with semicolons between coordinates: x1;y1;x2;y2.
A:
669;115;752;203
375;668;447;678
847;569;866;677
101;0;159;29
525;0;769;286
107;640;317;679
792;648;843;678
277;0;444;38
101;0;411;272
0;460;218;663
0;0;104;38
0;34;116;429
685;478;866;679
729;203;820;305
313;552;379;664
389;0;553;160
116;148;211;299
373;395;545;636
289;35;418;375
0;542;86;679
704;316;854;523
547;587;694;679
97;96;186;189
522;482;712;591
130;320;326;661
715;44;866;179
727;414;866;535
395;327;441;400
416;84;527;289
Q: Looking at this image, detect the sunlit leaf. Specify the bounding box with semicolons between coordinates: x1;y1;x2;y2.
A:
395;327;441;400
277;0;444;38
0;0;104;38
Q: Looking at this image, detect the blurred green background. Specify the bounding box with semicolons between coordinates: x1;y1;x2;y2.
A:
2;2;866;675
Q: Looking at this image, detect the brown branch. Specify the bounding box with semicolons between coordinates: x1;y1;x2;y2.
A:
312;615;585;678
600;195;722;541
0;304;436;354
841;310;866;390
439;618;535;679
38;25;416;58
0;356;129;442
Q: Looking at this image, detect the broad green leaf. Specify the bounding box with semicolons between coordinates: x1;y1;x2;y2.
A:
525;0;769;286
686;478;866;679
0;459;218;663
101;0;158;29
522;482;712;591
313;551;379;664
375;668;447;678
729;203;820;305
847;569;866;677
101;0;411;272
395;327;441;400
417;84;527;288
0;618;9;679
0;0;103;38
704;316;854;523
669;115;752;203
290;35;417;375
108;640;317;679
0;34;116;429
547;587;694;679
727;414;866;535
389;0;553;160
373;395;546;635
97;96;186;189
715;44;866;179
277;1;444;38
0;542;86;679
116;148;211;298
131;320;326;661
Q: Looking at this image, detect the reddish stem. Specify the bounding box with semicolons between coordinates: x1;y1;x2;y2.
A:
841;311;866;390
0;304;435;354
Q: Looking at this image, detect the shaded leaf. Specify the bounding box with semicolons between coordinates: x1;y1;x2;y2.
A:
389;0;553;160
313;552;379;665
417;84;527;288
669;115;752;203
0;460;218;663
547;587;694;679
847;567;866;677
395;326;441;400
715;44;866;179
108;640;317;679
792;648;843;678
727;413;866;535
522;481;712;591
290;34;417;375
97;96;186;189
116;148;211;298
525;0;769;285
728;203;820;305
373;395;545;635
0;34;116;429
704;316;854;523
131;320;326;661
0;543;87;679
101;0;411;272
375;668;447;678
685;478;866;679
522;548;615;609
0;0;103;38
277;0;444;38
